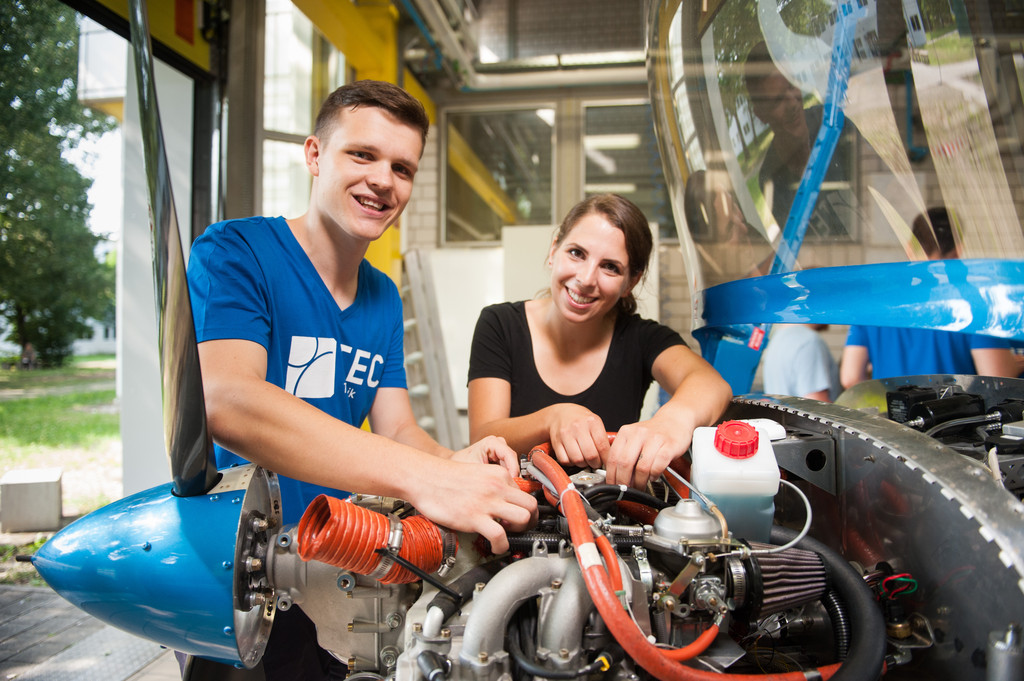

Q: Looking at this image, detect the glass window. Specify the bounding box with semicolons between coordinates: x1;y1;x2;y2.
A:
583;103;675;240
262;0;346;217
444;108;555;242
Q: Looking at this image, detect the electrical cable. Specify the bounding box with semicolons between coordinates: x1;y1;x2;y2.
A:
924;412;1000;437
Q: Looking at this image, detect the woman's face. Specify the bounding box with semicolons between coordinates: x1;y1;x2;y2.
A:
548;212;638;323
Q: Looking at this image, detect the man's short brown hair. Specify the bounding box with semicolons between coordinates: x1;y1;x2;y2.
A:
314;80;430;151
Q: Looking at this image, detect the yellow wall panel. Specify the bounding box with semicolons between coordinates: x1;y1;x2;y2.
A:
92;0;210;72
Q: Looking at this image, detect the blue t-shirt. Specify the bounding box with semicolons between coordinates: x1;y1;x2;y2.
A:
762;324;840;401
845;325;1010;380
188;216;407;522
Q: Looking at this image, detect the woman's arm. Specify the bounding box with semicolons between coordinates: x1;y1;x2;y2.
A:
604;345;732;488
468;377;609;467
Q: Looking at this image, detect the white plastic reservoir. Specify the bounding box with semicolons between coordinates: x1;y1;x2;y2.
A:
690;419;781;543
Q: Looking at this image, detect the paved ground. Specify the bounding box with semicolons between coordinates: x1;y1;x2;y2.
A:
0;584;178;680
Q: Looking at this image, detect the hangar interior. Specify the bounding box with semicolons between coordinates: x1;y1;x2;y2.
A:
17;1;1024;680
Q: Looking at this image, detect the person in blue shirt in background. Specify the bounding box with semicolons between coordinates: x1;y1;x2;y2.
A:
763;323;841;402
840;207;1023;388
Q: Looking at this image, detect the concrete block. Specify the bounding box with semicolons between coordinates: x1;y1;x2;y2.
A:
0;467;62;532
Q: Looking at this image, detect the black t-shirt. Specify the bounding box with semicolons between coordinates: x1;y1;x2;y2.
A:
468;301;686;431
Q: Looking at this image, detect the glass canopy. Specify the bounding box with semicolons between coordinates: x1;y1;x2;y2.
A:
647;0;1024;389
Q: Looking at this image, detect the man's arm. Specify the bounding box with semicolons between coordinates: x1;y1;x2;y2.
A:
199;338;536;552
972;347;1024;377
370;386;521;479
840;345;870;389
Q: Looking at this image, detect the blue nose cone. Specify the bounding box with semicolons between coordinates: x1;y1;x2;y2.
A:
32;465;277;668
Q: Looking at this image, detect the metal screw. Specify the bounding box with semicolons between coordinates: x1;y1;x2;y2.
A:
380;647;398;668
478;652;489;663
441;627;452;639
551;579;563;590
475;582;486;592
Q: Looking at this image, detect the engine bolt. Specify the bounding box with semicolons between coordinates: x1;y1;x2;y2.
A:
246;557;263;572
441;627;452;639
551;579;563;590
385;612;403;630
475;582;486;592
247;590;267;608
413;623;423;633
380;646;399;668
478;652;489;663
560;648;570;659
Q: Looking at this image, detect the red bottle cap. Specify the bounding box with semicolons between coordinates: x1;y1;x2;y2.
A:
713;421;759;459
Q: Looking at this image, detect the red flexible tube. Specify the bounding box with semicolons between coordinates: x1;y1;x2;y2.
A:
296;494;452;584
530;448;844;681
594;531;623;592
661;623;720;661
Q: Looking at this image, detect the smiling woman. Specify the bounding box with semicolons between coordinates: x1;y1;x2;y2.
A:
467;193;732;489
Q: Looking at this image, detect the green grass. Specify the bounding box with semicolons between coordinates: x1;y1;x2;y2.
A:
0;355;120;584
0;390;119;460
0;536;49;586
0;353;115;391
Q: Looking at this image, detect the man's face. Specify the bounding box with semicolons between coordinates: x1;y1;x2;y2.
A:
750;72;807;139
305;105;423;244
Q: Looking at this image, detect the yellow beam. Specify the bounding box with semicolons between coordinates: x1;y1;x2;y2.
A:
447;124;518;225
292;0;396;82
402;69;437;125
91;0;211;72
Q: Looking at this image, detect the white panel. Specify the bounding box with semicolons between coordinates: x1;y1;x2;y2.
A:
502;225;557;303
428;248;505;411
119;51;195;495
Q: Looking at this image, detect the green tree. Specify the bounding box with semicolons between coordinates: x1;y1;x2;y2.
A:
0;0;115;366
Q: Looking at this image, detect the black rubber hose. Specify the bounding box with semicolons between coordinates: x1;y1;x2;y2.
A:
417;650;450;681
507;531;643;554
770;526;885;681
426;559;505;621
582;484;672;510
507;618;610;679
821;589;851;660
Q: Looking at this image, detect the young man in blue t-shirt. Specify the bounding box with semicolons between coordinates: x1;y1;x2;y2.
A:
187;80;537;680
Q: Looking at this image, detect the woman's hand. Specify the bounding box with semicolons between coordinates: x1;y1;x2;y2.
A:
604;414;694;489
546;403;610;469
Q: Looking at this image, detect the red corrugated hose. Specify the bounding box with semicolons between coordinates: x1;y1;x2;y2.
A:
297;494;451;584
